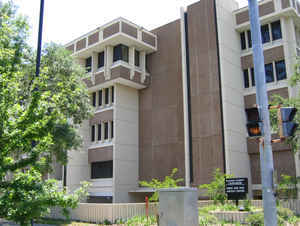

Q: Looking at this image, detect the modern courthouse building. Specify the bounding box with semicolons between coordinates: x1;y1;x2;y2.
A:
61;0;300;202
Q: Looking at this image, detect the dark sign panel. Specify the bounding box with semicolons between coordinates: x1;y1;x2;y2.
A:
225;178;248;200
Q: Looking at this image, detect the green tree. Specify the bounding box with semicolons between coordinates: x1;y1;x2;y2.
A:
0;2;91;225
139;168;183;202
199;168;233;205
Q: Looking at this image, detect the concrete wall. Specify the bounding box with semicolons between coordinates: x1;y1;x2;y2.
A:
67;119;90;192
216;0;252;184
113;84;139;202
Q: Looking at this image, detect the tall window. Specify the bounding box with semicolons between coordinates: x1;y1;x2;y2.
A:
98;51;104;68
104;122;109;140
265;63;274;83
261;24;270;44
247;30;252;48
251;68;255;86
243;69;249;88
105;88;109;105
91;125;95;142
135;50;140;66
271;20;282;41
86;56;92;72
91;161;113;179
113;44;129;62
111;86;114;103
92;92;96;107
275;60;286;81
98;123;101;141
240;32;246;50
98;90;102;106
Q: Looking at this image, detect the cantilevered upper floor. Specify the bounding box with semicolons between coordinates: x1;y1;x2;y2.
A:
65;18;157;90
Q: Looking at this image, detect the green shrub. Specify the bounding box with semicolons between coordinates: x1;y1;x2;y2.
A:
139;168;183;202
126;216;156;226
199;168;233;205
243;199;251;211
277;206;294;221
245;212;264;226
198;209;218;226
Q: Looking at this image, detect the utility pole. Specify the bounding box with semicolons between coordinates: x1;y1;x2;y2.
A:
248;0;277;225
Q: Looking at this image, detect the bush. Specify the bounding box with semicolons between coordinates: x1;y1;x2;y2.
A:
199;168;233;205
126;216;156;226
246;211;289;226
198;209;218;226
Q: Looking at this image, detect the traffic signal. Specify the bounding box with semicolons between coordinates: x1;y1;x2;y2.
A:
246;108;262;137
277;107;298;138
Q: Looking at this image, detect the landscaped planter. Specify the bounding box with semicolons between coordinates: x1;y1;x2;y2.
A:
210;210;262;224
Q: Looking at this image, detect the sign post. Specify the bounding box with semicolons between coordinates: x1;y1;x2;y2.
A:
225;178;248;207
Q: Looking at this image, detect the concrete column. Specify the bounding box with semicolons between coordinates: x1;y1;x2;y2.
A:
129;47;135;79
101;121;105;142
159;187;198;226
140;51;146;82
105;46;113;79
92;51;98;73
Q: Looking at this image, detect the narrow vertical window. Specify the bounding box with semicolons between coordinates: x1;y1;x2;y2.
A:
92;92;96;107
98;51;104;68
275;60;286;81
113;44;129;63
104;122;108;140
271;20;282;41
251;68;255;86
105;88;109;105
135;50;140;66
247;30;252;48
111;121;114;139
243;69;249;88
85;56;92;72
98;123;101;141
261;24;270;44
91;125;95;142
111;86;114;103
98;90;102;106
265;63;274;83
240;32;246;50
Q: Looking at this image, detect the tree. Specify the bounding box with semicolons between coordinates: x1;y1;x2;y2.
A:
0;2;91;225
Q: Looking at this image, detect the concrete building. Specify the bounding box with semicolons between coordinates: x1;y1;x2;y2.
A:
61;0;300;203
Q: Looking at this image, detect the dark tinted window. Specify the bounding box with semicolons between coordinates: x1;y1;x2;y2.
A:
91;125;95;142
247;30;252;48
98;90;102;106
98;124;101;141
261;24;270;44
104;122;108;139
92;92;96;107
135;50;140;66
271;20;282;41
275;60;286;81
240;32;246;50
111;86;114;103
265;63;274;83
105;88;109;105
98;51;104;68
251;68;255;86
113;44;129;62
243;69;249;88
86;57;92;72
91;161;113;179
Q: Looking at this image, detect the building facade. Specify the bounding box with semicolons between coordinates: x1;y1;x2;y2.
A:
61;0;300;203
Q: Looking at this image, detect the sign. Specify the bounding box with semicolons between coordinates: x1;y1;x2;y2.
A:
225;178;248;200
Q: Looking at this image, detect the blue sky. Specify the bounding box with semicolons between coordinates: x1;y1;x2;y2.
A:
12;0;248;48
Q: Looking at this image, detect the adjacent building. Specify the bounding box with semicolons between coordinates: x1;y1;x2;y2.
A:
60;0;300;203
